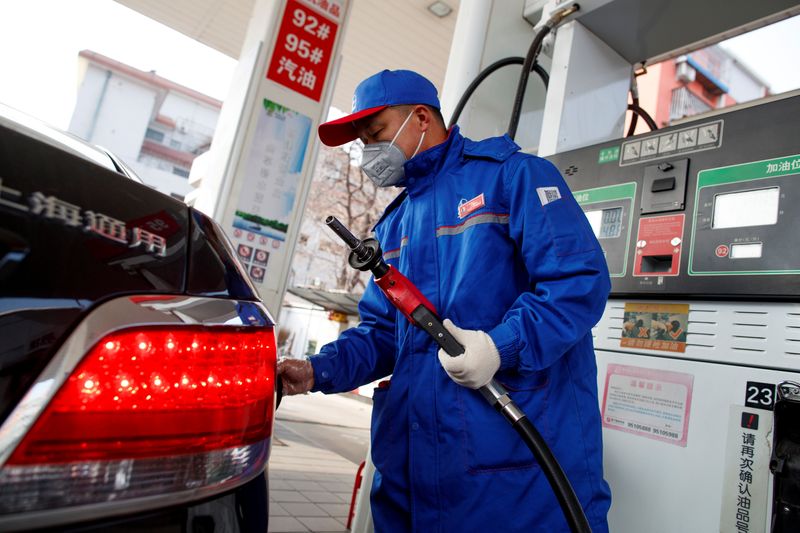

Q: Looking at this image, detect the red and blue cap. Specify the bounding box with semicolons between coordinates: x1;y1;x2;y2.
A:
318;69;440;146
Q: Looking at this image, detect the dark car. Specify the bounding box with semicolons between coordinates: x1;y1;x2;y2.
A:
0;104;278;532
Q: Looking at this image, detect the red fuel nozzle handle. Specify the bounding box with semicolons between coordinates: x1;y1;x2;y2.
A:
325;215;464;357
375;266;464;357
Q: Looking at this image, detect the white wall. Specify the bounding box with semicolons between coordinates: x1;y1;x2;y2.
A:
69;65;108;140
83;67;157;163
160;93;219;137
330;0;460;115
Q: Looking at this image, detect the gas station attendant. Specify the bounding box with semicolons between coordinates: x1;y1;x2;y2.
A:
279;69;612;532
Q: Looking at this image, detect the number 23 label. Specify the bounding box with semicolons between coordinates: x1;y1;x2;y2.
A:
745;381;776;411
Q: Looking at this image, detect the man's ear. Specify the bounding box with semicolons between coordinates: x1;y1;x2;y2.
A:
414;104;432;132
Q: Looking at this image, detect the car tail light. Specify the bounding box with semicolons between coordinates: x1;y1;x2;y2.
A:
0;303;277;523
9;326;274;464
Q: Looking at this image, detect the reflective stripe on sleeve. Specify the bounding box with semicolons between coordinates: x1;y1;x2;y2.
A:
383;236;409;260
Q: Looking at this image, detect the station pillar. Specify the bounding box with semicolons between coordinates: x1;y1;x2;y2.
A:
191;0;351;317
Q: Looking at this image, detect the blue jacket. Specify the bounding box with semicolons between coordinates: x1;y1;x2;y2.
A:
311;127;612;532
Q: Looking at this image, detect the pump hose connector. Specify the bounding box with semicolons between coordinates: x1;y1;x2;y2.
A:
507;3;579;140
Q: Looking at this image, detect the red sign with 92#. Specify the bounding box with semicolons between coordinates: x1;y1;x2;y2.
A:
266;0;339;101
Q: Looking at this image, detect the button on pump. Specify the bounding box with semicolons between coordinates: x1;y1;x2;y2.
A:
652;177;676;193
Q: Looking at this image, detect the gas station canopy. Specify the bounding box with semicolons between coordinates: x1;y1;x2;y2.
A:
571;0;800;64
288;286;361;316
114;0;460;115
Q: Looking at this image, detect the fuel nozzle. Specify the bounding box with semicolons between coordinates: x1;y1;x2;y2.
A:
325;216;389;277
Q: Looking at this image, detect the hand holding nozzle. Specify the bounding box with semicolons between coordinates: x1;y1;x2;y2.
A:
437;320;501;389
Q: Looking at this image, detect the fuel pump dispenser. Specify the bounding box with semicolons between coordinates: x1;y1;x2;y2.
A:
545;93;800;532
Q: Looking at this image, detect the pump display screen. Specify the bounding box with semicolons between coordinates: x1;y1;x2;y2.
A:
584;207;623;239
712;187;780;229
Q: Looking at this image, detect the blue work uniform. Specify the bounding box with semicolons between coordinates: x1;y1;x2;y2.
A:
311;126;612;532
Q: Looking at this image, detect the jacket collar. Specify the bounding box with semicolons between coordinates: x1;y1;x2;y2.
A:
403;125;464;182
461;133;520;162
371;128;522;230
402;126;521;184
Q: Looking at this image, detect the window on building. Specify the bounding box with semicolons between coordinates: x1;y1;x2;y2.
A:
145;128;165;142
669;86;712;121
170;139;181;149
172;166;190;178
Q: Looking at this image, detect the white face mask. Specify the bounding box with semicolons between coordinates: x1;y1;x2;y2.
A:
360;111;426;188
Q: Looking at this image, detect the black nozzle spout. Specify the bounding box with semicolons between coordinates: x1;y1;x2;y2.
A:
325;216;360;250
325;215;388;276
325;215;370;261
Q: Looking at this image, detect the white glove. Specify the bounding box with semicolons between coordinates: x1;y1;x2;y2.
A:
437;319;500;389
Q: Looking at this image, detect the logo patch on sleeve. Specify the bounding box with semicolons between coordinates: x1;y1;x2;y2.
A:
458;193;485;219
536;186;561;206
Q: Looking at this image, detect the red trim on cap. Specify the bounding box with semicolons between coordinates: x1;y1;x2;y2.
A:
318;105;388;146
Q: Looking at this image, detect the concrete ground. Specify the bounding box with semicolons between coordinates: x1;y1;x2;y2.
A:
268;392;372;533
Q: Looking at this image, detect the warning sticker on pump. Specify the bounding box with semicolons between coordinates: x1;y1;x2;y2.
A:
718;405;772;533
621;302;689;353
601;364;694;447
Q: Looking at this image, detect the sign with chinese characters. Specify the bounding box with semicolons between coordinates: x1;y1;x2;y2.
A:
266;0;341;101
230;98;312;290
719;405;772;533
597;146;619;164
601;364;694;447
0;179;167;257
688;152;799;277
633;214;685;277
621;302;689;353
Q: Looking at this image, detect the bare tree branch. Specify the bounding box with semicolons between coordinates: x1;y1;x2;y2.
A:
290;143;395;295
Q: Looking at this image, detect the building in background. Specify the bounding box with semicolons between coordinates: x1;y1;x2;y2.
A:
69;50;221;200
631;44;770;133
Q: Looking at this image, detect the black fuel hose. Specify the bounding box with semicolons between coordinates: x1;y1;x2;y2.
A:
477;379;592;533
628;103;658;132
447;57;549;130
626;96;640;137
406;299;592;531
508;5;579;140
511;413;591;532
626;73;640;137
